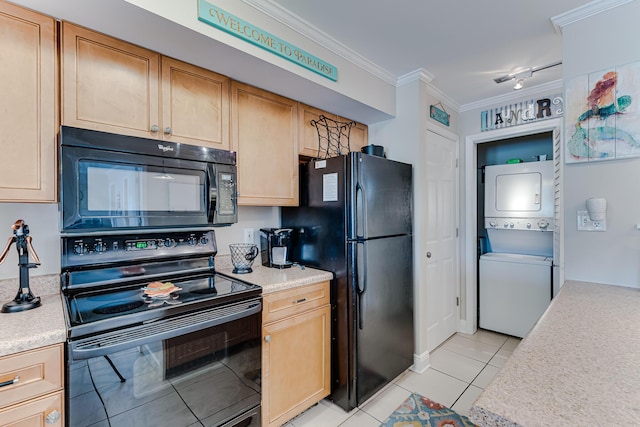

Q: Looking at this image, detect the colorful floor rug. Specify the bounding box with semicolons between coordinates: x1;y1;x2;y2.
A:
380;393;478;427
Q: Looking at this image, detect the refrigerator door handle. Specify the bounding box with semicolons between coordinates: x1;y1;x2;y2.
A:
357;241;366;329
355;181;367;239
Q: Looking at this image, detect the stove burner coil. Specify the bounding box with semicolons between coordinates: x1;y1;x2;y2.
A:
189;286;218;295
93;300;144;315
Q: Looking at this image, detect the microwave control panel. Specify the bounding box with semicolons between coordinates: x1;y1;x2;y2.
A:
218;172;236;216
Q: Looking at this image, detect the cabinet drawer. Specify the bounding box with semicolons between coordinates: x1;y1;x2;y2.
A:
0;344;63;409
263;281;330;324
0;391;63;427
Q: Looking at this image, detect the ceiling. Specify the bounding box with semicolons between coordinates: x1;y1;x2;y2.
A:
260;0;595;109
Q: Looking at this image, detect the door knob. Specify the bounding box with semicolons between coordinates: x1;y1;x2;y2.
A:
150;125;159;132
164;127;172;135
264;335;271;343
426;252;432;258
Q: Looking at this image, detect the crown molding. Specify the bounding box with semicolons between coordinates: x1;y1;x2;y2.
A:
397;68;434;86
551;0;633;34
459;79;563;112
241;0;397;85
397;69;460;112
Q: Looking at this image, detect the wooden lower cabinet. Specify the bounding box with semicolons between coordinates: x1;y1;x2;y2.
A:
0;344;64;426
262;283;331;427
0;391;63;427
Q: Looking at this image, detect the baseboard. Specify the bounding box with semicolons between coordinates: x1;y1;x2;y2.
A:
411;351;430;373
458;319;476;335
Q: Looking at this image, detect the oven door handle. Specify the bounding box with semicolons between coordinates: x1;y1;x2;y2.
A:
68;298;262;361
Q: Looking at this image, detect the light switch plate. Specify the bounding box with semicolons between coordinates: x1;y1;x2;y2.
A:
244;228;255;243
577;210;606;231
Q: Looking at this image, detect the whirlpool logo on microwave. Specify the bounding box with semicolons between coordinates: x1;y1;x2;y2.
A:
157;144;174;152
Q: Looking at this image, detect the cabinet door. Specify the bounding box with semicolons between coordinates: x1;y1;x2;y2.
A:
0;2;57;202
298;103;337;158
61;22;160;139
262;305;330;427
339;117;368;153
161;57;230;149
0;344;63;409
0;391;63;427
231;82;298;206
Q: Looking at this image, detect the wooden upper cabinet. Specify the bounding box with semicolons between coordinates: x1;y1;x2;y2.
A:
231;81;298;206
0;2;57;202
61;22;160;138
61;23;230;148
160;57;230;149
298;104;368;158
341;117;368;153
298;103;337;158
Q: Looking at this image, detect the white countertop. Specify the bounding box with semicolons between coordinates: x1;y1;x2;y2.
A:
0;291;67;358
469;280;640;426
215;255;333;293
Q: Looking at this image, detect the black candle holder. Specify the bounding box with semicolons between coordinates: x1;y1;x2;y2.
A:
0;219;41;313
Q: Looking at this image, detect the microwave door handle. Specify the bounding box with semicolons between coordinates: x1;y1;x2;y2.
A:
207;164;217;223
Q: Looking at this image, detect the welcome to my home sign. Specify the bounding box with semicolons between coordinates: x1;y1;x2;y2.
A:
198;0;338;81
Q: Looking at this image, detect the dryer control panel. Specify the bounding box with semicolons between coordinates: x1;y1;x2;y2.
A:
485;217;553;231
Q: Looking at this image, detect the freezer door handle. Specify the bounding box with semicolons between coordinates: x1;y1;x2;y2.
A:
356;241;366;329
355;180;367;239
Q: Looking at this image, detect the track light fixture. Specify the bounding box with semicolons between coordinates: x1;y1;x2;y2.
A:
494;60;562;90
513;78;525;90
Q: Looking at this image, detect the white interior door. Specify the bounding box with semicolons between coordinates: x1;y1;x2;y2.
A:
425;129;459;352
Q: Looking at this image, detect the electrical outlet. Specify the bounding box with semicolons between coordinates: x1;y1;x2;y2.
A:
577;210;606;231
244;228;255;243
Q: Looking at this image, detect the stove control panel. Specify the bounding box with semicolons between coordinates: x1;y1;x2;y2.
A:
62;230;217;268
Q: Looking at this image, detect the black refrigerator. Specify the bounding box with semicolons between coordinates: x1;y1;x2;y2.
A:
281;152;414;411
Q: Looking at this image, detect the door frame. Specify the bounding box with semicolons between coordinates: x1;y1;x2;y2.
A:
461;118;562;335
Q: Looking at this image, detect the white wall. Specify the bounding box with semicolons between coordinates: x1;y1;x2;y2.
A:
0;203;278;280
0;203;60;279
562;1;640;288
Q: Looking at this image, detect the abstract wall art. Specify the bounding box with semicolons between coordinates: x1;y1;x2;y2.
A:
565;61;640;163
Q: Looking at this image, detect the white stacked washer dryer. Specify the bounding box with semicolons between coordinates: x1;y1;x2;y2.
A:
480;160;554;338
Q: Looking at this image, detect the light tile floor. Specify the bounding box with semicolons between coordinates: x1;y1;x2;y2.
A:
285;329;520;427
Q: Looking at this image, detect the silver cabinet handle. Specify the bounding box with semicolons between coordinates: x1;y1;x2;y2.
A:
0;375;19;388
150;125;159;132
426;252;432;258
164;126;172;135
264;335;271;343
45;409;61;424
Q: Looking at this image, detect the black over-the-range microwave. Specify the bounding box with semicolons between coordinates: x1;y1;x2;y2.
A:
59;126;238;233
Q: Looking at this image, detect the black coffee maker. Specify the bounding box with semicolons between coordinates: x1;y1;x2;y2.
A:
260;228;293;269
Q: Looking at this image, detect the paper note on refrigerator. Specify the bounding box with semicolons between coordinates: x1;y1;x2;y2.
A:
323;173;338;202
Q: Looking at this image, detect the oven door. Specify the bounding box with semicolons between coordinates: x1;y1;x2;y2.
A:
67;301;261;427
